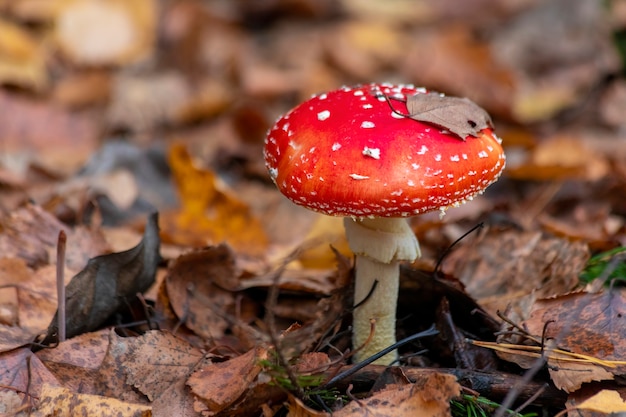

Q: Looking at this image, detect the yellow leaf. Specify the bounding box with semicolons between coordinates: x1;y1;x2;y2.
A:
576;389;626;413
34;384;151;416
0;19;47;90
162;143;268;255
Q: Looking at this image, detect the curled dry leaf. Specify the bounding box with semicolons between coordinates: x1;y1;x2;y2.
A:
405;92;493;140
41;212;160;344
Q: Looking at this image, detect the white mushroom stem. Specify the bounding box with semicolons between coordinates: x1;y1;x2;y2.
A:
343;217;421;365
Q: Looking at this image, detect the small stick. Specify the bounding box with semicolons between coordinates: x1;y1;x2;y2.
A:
56;231;67;342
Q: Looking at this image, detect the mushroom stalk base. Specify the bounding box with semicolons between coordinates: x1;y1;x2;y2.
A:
344;217;420;365
352;256;400;365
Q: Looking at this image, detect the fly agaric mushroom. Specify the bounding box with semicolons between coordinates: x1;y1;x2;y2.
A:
264;83;505;365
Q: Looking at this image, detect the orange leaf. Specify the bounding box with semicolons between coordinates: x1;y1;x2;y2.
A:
162;143;268;255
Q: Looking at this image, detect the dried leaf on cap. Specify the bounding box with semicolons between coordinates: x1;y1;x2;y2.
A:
406;92;493;140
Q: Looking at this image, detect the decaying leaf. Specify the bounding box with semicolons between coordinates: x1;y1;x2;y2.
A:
33;384;152;417
523;289;626;392
36;330;110;394
0;347;60;413
164;245;238;342
188;346;268;415
405;92;493;140
41;212;160;344
442;229;588;316
335;372;460;417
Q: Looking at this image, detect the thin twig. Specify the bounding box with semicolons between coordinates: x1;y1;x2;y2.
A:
56;231;67;343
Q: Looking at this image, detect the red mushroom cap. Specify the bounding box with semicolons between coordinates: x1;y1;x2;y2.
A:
264;83;505;217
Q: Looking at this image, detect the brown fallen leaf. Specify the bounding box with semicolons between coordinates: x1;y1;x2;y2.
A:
523;289;626;392
86;329;205;416
442;228;588;316
405;92;493;140
36;330;110;395
40;212;160;344
286;393;329;417
33;384;152;417
335;372;460;417
122;330;205;402
187;345;268;415
0;347;61;414
164;245;239;342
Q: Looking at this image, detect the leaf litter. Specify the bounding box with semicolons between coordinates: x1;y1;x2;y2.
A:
0;0;626;415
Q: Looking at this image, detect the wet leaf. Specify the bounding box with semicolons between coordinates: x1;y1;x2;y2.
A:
406;92;493;140
41;212;160;344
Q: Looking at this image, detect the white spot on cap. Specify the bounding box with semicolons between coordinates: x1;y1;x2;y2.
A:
349;174;369;180
318;110;330;121
361;121;375;128
391;112;404;119
478;150;489;158
417;145;428;155
362;147;381;159
332;143;341;151
435;154;442;162
450;155;460;162
363;104;373;109
282;122;290;132
319;93;327;100
354;90;364;96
